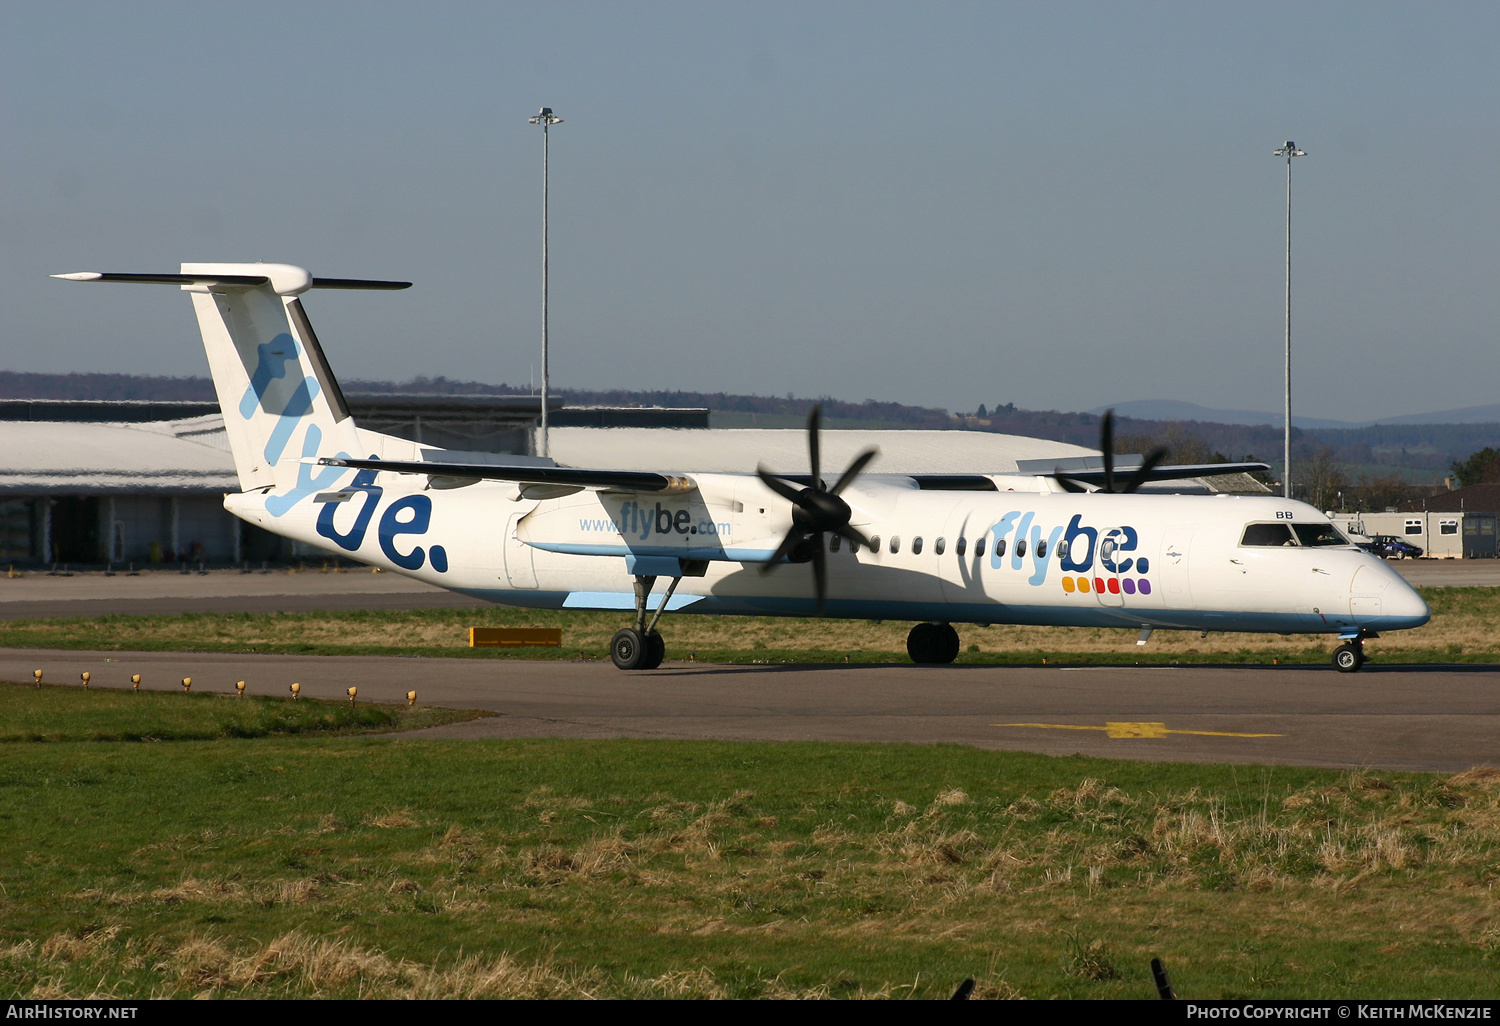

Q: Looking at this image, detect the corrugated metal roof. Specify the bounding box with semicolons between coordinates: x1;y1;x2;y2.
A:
0;415;1096;494
0;422;238;493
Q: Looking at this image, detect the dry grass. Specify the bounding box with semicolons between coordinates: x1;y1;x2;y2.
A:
3;584;1491;664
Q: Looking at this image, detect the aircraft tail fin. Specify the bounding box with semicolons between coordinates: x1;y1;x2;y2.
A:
53;264;411;509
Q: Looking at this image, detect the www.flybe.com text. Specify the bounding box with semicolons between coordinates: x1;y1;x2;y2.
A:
580;501;731;540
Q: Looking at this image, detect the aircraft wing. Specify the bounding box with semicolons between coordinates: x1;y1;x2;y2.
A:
314;456;695;493
1060;461;1271;485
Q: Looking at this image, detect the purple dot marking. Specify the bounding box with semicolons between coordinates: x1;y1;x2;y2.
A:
1122;578;1136;595
1138;578;1151;595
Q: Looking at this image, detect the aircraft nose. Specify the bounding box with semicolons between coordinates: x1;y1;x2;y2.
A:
1350;559;1430;628
1384;576;1431;627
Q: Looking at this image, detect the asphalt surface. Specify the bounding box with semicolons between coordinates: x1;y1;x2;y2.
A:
5;648;1498;773
0;568;486;619
3;561;1498;773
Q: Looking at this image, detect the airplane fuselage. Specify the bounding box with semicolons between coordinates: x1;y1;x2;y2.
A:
228;471;1430;636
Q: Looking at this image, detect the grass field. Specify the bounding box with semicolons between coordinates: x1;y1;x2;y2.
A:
0;586;1491;666
2;685;1499;999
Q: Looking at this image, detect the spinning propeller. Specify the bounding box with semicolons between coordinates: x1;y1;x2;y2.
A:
1054;411;1170;494
757;406;878;615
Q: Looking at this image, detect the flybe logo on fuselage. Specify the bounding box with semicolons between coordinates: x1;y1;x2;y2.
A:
990;512;1151;595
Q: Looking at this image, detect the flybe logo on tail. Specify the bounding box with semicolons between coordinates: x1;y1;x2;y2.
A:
239;331;344;517
990;512;1151;594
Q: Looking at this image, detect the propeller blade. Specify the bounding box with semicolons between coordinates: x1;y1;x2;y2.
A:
757;465;808;506
806;405;822;487
838;524;874;551
1100;410;1115;493
830;448;878;496
759;526;807;575
1121;446;1170;493
811;539;828;616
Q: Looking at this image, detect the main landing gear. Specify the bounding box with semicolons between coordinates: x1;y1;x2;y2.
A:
610;573;680;670
907;622;960;665
1332;631;1377;673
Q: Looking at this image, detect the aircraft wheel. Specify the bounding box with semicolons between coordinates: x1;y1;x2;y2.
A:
908;622;960;665
643;630;666;670
1333;643;1364;673
611;627;650;670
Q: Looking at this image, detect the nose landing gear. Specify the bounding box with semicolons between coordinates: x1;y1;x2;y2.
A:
1332;630;1378;673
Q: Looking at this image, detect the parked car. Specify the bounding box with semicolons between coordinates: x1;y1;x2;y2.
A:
1358;535;1424;559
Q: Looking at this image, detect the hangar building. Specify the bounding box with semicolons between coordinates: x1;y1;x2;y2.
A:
1;397;1236;567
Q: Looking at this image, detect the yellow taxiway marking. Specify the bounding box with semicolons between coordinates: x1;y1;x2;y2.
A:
994;721;1283;739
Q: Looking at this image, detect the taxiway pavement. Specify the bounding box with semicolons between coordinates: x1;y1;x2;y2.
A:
4;648;1496;773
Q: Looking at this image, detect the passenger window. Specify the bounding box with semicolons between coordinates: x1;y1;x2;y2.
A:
1015;538;1027;557
1101;538;1114;559
889;536;901;554
1241;523;1296;546
955;537;966;556
912;537;923;555
935;537;945;555
1056;540;1069;559
990;538;1001;557
1292;523;1347;547
869;535;881;553
829;534;841;552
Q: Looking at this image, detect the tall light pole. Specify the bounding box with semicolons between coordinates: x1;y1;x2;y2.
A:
1274;140;1306;499
529;106;563;457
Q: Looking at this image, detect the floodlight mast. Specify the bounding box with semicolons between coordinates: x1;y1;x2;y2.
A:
529;107;563;458
1274;140;1307;500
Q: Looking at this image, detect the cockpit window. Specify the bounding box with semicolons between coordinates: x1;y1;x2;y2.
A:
1292;523;1348;547
1241;523;1296;546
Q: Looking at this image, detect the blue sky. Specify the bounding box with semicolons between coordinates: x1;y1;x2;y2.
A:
3;2;1497;420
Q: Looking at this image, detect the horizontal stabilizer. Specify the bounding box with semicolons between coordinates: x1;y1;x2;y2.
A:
53;271;411;292
316;456;695;493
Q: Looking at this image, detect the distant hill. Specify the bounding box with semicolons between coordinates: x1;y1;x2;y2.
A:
0;371;951;429
5;369;1497;481
1087;399;1358;430
1091;398;1500;430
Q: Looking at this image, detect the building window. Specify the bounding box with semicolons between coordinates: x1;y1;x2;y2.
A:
1405;519;1424;536
1440;521;1459;536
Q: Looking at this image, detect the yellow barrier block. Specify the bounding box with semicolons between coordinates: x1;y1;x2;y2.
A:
470;626;563;648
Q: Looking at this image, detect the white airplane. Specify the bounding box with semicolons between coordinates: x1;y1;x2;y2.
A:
54;263;1430;673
